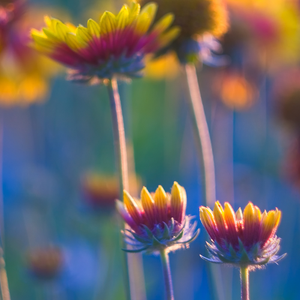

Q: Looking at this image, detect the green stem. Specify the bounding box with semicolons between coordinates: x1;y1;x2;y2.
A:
107;78;146;300
184;64;216;207
160;250;174;300
240;267;249;300
0;255;10;300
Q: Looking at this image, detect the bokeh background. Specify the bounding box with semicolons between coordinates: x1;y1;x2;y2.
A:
1;0;300;299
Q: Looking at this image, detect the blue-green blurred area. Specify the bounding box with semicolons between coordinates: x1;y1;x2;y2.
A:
1;0;300;299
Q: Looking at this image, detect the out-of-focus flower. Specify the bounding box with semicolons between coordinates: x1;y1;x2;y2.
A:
116;182;199;253
31;2;180;83
81;172;141;210
144;52;180;80
213;70;257;110
224;0;300;71
200;201;285;268
138;0;228;64
0;1;60;106
26;246;63;279
273;68;300;131
283;136;300;189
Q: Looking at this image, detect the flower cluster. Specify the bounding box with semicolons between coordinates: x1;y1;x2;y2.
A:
31;2;180;82
117;182;199;253
200;201;285;268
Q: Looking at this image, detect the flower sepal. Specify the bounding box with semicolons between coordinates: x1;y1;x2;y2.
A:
122;215;200;254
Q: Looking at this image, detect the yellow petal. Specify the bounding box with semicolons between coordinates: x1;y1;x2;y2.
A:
244;202;255;224
236;208;243;221
116;5;129;30
213;201;227;232
140;2;157;21
43;28;61;42
100;11;116;35
224;202;236;228
128;2;140;23
141;187;156;218
65;33;80;51
87;19;100;38
152;14;174;35
76;25;91;47
123;190;142;223
157;26;180;48
154;185;167;210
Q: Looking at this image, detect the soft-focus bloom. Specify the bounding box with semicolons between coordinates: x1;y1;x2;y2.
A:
224;0;300;72
200;201;285;268
0;1;60;105
117;182;199;253
26;246;63;279
213;70;257;110
81;172;141;210
273;68;300;131
31;2;180;82
138;0;228;64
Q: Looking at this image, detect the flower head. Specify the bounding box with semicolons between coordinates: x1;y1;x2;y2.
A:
0;2;60;105
31;2;180;82
200;201;285;268
81;172;141;210
138;0;228;64
117;182;199;254
26;246;63;279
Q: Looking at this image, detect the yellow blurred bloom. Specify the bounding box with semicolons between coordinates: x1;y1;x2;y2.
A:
144;53;180;80
0;2;63;106
225;0;300;71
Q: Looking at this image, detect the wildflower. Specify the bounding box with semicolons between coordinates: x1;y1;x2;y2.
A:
31;2;180;82
200;201;285;268
116;182;199;253
138;0;228;64
81;172;141;210
213;70;257;110
0;2;60;105
26;246;63;279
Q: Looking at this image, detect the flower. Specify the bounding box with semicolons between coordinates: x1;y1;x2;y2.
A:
26;246;63;279
116;182;199;253
0;1;60;105
81;172;141;210
213;70;257;110
199;201;285;268
31;2;180;82
138;0;228;64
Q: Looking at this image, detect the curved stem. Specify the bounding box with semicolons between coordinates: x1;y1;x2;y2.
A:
240;267;249;300
107;78;146;300
0;255;10;300
160;250;174;300
184;64;216;206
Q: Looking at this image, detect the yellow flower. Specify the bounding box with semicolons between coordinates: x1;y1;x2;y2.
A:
0;3;61;106
31;2;180;82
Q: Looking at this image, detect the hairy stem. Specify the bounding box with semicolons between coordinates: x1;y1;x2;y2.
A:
184;64;216;206
240;267;249;300
107;78;145;300
160;250;174;300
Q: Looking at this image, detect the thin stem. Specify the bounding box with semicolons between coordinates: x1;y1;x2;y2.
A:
107;78;145;300
184;64;216;206
240;267;249;300
160;250;174;300
0;256;10;300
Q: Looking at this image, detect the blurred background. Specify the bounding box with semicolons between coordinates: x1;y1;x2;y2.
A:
1;0;300;299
